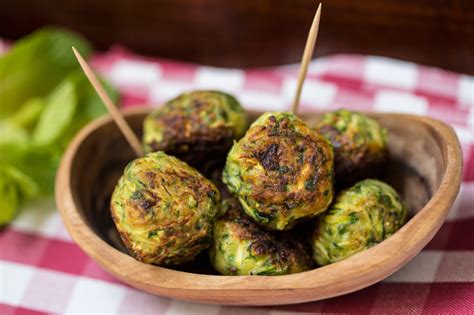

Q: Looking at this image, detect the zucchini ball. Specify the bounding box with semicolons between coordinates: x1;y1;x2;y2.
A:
314;109;388;185
209;198;314;275
143;90;248;168
110;151;220;265
312;179;407;266
223;112;334;230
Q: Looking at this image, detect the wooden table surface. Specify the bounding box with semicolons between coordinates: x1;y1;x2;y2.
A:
1;0;473;74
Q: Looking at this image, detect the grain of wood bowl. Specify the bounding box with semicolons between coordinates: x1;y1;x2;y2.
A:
55;107;463;305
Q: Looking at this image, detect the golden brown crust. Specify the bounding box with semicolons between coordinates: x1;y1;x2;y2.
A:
223;112;334;230
315;110;388;186
209;198;314;275
312;179;407;266
143;91;247;170
318;124;387;185
110;152;220;265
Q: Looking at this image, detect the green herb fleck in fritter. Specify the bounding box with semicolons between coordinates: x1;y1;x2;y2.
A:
110;151;220;265
209;198;314;275
312;179;407;266
143;90;247;168
314;109;388;186
223;112;334;230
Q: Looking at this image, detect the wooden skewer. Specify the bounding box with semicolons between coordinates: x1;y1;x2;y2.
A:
72;47;144;157
291;3;322;115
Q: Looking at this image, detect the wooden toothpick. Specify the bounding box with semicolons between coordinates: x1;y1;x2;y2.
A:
72;47;144;157
291;3;322;115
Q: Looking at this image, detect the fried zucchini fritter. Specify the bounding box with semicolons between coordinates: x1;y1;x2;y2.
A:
312;179;407;266
143;90;247;168
110;151;220;265
223;112;334;230
314;109;387;186
209;198;314;275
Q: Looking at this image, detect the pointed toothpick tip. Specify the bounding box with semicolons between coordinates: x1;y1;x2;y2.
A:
291;2;322;115
72;46;144;157
71;46;80;58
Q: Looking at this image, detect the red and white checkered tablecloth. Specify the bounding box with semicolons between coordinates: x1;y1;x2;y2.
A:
1;47;473;314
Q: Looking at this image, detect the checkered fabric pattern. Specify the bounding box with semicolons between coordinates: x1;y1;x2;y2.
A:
1;46;473;314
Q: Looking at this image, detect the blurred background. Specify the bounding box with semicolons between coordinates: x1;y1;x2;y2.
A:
1;0;473;74
1;1;474;314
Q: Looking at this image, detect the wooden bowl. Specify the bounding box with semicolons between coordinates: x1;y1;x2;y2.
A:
56;108;462;305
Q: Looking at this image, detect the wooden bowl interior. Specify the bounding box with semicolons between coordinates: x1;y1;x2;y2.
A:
69;110;441;275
